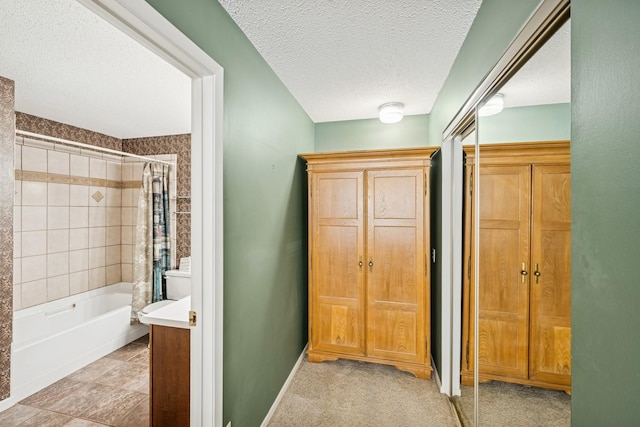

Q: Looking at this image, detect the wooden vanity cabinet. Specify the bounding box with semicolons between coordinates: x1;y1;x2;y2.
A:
461;141;571;392
149;325;190;427
301;148;436;379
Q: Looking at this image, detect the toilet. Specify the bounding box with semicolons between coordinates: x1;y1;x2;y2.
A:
138;269;191;321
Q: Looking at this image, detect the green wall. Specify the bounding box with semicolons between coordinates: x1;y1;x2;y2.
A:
572;1;640;424
314;114;429;151
478;103;571;143
145;2;314;426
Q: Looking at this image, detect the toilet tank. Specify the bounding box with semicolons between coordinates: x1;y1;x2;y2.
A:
164;270;191;300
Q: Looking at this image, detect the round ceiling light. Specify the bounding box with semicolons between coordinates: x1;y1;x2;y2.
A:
478;93;504;117
379;102;404;124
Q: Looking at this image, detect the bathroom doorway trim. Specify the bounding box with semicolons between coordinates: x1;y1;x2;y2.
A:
79;1;224;426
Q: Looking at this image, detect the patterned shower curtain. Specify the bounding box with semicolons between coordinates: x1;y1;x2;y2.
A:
130;162;171;324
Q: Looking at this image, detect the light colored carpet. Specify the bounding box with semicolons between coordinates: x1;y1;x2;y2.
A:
453;382;571;427
267;357;459;427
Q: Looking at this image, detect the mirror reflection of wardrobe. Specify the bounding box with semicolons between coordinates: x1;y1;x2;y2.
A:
446;1;572;425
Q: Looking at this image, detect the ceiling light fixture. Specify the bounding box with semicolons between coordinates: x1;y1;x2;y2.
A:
478;93;504;117
379;102;404;124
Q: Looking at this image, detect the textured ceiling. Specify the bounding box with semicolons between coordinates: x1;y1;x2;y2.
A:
0;0;191;139
0;0;569;140
219;0;483;122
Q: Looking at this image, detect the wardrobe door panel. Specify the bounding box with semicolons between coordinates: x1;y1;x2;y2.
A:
366;169;425;363
311;171;365;356
471;165;531;380
529;165;571;385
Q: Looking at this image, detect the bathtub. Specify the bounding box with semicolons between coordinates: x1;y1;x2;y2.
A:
1;282;148;411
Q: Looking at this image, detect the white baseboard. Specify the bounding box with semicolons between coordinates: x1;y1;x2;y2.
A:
260;344;308;427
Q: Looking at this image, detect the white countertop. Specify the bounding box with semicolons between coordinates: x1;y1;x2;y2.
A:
139;296;192;329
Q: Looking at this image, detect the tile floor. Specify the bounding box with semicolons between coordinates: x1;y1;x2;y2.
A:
0;335;150;427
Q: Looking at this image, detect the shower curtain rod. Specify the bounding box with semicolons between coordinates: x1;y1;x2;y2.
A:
15;129;174;166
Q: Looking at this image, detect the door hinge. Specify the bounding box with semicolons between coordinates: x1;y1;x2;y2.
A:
465;340;470;369
189;310;197;327
467;256;471;280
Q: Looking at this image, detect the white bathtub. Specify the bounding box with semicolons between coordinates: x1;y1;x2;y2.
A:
0;282;148;411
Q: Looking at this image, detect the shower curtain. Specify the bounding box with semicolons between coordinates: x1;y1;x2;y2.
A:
130;162;171;324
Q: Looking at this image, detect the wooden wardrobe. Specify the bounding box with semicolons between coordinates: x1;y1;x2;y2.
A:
461;141;571;392
301;148;436;379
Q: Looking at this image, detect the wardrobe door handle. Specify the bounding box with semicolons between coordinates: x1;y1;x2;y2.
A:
521;262;528;283
368;257;374;271
534;264;541;284
358;257;363;271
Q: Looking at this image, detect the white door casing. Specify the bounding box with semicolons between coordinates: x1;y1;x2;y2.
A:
79;1;224;426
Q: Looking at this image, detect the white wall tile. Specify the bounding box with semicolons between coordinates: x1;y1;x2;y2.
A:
21;181;47;206
13;284;22;311
69;270;89;295
121;244;133;265
88;267;106;290
69;249;88;273
22;255;47;282
47;229;69;254
14;232;21;259
48;183;70;206
121;207;134;226
69;207;89;228
106;264;121;285
14;181;21;205
122;163;133;181
89;158;107;179
106;226;121;246
89;247;105;268
70;154;89;177
47;207;69;230
106;161;121;181
69;185;88;207
106;245;121;266
21;231;47;257
13;258;21;285
14;206;21;232
121;263;132;283
121;225;133;245
47;274;70;301
88;206;106;227
14;144;22;170
48;150;70;175
106;187;121;207
69;228;89;250
89;227;106;248
47;252;69;277
22;206;47;231
21;279;47;308
106;207;121;226
131;162;144;181
121;188;133;207
21;145;47;172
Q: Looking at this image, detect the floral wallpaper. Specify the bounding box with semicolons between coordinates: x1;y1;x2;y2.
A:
0;76;15;400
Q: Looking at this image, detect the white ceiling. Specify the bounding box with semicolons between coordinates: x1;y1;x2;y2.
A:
0;1;570;140
0;0;191;139
219;0;483;123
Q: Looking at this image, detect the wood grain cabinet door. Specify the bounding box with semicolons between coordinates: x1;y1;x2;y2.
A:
528;164;572;385
310;171;366;356
470;165;531;380
365;168;426;363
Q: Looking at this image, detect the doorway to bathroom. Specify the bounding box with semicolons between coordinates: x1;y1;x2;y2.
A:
0;0;223;425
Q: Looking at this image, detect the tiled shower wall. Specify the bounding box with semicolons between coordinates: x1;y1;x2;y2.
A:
14;137;125;309
0;76;15;399
12;114;190;310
